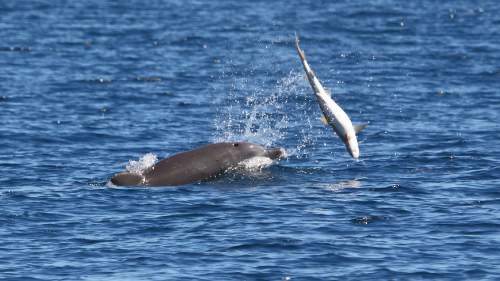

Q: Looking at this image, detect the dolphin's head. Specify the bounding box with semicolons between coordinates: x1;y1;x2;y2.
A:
265;147;287;160
230;142;286;161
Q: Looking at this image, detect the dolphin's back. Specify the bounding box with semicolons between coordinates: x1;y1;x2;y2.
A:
144;143;239;186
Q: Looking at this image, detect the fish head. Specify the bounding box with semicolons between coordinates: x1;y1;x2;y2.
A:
345;133;360;159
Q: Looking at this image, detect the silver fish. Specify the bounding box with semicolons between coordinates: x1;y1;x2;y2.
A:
295;35;367;159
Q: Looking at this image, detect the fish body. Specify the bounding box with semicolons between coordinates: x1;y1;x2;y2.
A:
295;35;364;159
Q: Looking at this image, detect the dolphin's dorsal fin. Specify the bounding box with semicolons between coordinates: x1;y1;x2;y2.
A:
353;123;369;134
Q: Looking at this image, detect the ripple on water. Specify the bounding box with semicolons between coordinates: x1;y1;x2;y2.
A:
1;0;500;280
351;215;389;225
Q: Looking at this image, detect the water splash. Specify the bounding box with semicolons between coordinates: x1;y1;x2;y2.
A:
318;178;364;192
213;68;319;159
237;156;274;172
125;153;158;175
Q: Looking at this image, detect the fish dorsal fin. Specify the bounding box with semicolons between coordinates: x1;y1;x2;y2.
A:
320;115;329;126
353;123;369;134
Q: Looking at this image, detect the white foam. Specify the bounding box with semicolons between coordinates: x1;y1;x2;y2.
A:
318;179;364;192
105;180;117;188
125;153;158;175
237;156;274;171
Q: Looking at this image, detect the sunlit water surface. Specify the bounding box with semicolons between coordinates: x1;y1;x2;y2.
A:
1;1;499;280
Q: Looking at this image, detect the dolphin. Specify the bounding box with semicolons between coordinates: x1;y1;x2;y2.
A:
110;142;285;186
294;35;367;159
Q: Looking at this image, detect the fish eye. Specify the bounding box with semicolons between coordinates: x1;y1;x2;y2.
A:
233;143;239;147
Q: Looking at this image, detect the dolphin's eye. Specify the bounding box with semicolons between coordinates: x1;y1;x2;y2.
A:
233;143;239;147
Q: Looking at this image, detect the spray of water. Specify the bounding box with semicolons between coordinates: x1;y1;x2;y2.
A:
212;67;320;159
123;41;326;176
125;153;158;175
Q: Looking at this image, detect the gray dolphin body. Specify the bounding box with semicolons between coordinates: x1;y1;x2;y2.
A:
110;142;285;186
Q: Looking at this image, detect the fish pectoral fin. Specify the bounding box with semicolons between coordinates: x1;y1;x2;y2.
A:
353;123;369;134
320;115;329;126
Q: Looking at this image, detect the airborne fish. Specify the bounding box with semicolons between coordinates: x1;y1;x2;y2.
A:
295;35;367;159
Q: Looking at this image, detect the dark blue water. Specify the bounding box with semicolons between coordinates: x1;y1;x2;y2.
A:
1;1;499;280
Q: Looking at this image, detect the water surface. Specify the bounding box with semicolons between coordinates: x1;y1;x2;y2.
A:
1;1;499;280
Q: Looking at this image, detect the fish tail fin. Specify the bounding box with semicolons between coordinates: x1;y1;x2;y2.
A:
295;33;307;62
294;33;325;95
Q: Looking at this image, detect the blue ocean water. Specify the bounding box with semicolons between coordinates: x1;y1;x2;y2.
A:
1;0;500;280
